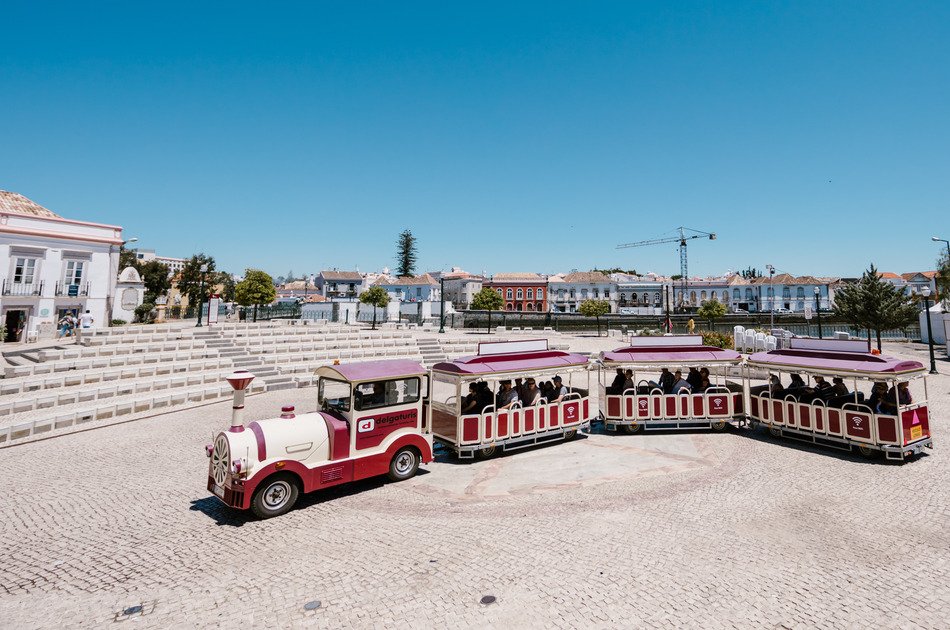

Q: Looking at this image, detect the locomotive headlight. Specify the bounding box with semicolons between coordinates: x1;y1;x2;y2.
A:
205;444;214;457
231;458;245;475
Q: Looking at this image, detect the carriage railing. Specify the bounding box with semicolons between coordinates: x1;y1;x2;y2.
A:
455;394;589;446
603;384;739;421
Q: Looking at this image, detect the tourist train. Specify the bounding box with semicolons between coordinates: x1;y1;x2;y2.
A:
207;336;933;518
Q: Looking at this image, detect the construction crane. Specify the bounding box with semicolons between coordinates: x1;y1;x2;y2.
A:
616;227;717;310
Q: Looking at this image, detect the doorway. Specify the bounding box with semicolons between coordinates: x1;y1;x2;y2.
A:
4;309;27;343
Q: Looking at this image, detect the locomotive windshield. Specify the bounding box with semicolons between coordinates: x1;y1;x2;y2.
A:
319;377;351;413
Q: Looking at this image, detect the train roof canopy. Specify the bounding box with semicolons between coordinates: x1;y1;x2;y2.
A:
316;359;427;382
747;349;924;376
601;345;741;365
432;339;588;376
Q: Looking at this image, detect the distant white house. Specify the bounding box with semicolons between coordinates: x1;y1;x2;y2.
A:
0;190;123;341
372;273;441;302
548;271;617;313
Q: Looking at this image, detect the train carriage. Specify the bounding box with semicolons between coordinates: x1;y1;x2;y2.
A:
429;339;592;458
598;335;744;433
746;338;933;460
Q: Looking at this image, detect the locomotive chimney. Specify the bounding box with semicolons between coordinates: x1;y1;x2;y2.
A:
225;370;256;432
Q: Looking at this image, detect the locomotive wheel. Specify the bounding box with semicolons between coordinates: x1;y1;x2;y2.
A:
710;420;728;432
563;429;578;441
857;445;879;459
622;422;643;434
388;447;420;481
251;473;300;519
476;444;497;459
768;426;783;438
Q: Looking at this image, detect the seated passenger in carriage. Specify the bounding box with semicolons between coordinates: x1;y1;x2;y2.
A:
496;380;520;410
608;368;626;395
686;368;702;391
461;383;480;414
623;369;635;393
549;375;568;402
658;368;675;394
521;378;541;406
880;382;912;415
788;374;807;391
831;377;849;397
867;381;888;413
476;381;494;411
698;374;712;392
813;376;832;394
539;380;554;402
671;370;691;393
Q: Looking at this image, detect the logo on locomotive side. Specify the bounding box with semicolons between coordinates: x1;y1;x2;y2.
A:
358;418;375;433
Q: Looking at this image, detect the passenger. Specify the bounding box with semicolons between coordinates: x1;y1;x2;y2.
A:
831;377;849;397
521;378;541;406
514;378;525;399
476;382;494;412
608;368;625;395
788;374;807;390
686;368;702;391
539;381;554;402
699;367;710;383
623;369;635;393
699;376;711;392
496;380;520;410
768;375;783;397
658;368;675;394
549;375;568;403
369;382;386;405
461;383;480;414
671;370;691;393
867;381;888;413
880;382;912;414
813;376;832;393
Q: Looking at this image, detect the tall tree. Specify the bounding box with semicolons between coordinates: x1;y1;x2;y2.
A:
833;264;918;350
137;260;172;303
396;229;417;277
359;286;390;330
936;250;950;302
119;246;138;270
696;299;727;329
740;267;762;279
578;299;611;336
471;287;504;333
176;254;217;308
216;272;236;302
235;269;277;322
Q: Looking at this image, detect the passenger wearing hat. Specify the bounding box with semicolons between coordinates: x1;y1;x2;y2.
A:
831;377;849;397
549;375;568;403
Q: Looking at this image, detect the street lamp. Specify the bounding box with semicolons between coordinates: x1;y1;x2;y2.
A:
196;263;209;327
766;264;775;330
813;286;823;340
439;275;446;334
933;236;950;261
921;287;938;374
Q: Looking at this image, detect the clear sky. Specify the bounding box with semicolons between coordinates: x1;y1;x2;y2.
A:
1;1;948;279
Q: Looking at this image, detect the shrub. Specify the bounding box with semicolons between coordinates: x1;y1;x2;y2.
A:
702;331;734;349
111;319;127;326
134;302;156;323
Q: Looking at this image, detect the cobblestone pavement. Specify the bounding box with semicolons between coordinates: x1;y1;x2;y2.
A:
1;344;948;629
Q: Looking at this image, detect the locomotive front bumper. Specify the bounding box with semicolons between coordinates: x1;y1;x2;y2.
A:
207;475;248;509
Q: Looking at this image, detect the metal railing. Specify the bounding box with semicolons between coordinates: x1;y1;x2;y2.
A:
55;281;90;296
1;279;44;296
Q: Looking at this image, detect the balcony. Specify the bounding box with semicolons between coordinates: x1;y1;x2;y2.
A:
55;282;90;297
2;279;44;296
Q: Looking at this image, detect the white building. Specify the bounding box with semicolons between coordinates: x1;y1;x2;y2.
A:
0;191;123;341
134;248;187;276
548;272;617;313
438;269;484;310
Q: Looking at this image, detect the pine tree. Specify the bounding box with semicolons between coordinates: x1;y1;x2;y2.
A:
396;230;417;277
833;264;918;350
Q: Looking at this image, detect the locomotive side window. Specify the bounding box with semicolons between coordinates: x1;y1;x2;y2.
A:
319;378;351;412
354;377;421;411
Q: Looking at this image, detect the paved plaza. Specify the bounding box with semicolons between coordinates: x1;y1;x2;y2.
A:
1;339;948;629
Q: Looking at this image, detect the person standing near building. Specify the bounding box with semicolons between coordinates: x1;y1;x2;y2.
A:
76;309;94;343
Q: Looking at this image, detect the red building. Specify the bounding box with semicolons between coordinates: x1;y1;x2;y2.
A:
485;273;548;312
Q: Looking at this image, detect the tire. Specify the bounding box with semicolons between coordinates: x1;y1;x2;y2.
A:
476;444;497;459
711;420;728;432
857;445;879;459
563;429;578;441
250;473;300;519
622;422;643;435
768;426;782;438
388;447;420;481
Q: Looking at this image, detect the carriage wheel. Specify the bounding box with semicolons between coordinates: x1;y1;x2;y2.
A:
711;420;728;432
768;426;782;438
622;422;643;434
563;429;577;441
857;445;879;459
477;444;497;459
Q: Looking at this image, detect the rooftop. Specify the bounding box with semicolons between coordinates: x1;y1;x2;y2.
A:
0;191;62;219
320;270;363;281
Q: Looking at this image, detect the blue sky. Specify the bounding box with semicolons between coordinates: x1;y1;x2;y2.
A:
1;1;948;279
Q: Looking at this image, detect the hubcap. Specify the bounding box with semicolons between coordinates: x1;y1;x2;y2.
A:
263;481;291;509
395;452;414;474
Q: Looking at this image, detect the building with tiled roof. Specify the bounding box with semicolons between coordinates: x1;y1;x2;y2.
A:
548;271;616;313
316;270;364;300
373;274;440;302
485;273;548;312
0;191;125;340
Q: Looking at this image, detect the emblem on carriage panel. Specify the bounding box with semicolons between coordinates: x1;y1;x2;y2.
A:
849;415;862;428
358;418;375;433
639;400;648;409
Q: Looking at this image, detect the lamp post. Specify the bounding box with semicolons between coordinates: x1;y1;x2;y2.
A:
304;273;309;302
813;286;823;339
922;287;938;374
766;264;775;331
439;276;446;334
933;236;950;262
196;263;209;327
